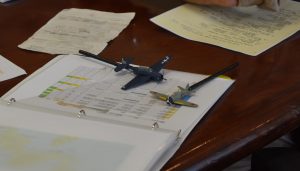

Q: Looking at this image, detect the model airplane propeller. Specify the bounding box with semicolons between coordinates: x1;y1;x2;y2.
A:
150;62;239;107
79;50;171;90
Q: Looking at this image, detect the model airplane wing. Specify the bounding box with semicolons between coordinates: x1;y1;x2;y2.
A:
122;75;151;90
149;91;168;101
150;56;171;72
172;99;198;107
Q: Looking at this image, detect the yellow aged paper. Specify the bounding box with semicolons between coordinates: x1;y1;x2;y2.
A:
151;1;300;56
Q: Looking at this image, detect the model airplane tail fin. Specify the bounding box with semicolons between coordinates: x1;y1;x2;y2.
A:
178;84;190;91
185;84;190;89
114;57;133;72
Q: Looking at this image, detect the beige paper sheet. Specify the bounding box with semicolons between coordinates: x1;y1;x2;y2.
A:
19;8;135;55
151;1;300;56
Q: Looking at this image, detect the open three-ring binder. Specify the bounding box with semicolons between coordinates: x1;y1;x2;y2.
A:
1;54;235;171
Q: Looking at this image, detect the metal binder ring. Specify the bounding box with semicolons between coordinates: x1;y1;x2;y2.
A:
7;98;16;105
152;121;159;129
77;109;86;118
176;129;182;140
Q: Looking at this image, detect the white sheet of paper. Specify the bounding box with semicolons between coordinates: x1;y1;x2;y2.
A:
0;100;176;171
151;1;300;56
0;55;26;82
18;8;135;55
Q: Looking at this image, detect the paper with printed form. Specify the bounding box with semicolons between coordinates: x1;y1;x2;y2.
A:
0;54;26;82
18;8;135;55
2;54;234;134
151;1;300;56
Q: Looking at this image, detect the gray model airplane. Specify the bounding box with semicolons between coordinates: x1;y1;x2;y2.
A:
79;50;171;90
150;62;239;107
150;84;198;107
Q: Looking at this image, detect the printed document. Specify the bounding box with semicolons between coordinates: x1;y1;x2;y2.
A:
2;54;234;170
0;54;26;82
3;54;234;134
18;8;135;55
151;1;300;56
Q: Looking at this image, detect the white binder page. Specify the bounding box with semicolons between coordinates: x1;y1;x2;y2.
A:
0;100;176;171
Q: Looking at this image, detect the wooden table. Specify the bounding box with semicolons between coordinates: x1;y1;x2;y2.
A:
1;0;300;170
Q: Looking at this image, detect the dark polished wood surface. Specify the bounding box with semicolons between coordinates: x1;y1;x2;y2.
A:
1;0;300;170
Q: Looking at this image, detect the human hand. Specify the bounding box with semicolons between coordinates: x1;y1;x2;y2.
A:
185;0;238;7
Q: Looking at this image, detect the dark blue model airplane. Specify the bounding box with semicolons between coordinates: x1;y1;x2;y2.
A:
79;50;171;90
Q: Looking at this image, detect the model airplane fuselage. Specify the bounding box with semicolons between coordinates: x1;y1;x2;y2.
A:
119;56;171;90
129;67;163;80
79;50;171;90
167;85;191;104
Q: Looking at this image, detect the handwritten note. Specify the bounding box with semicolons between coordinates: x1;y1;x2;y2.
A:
0;55;26;82
151;1;300;56
19;8;135;55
